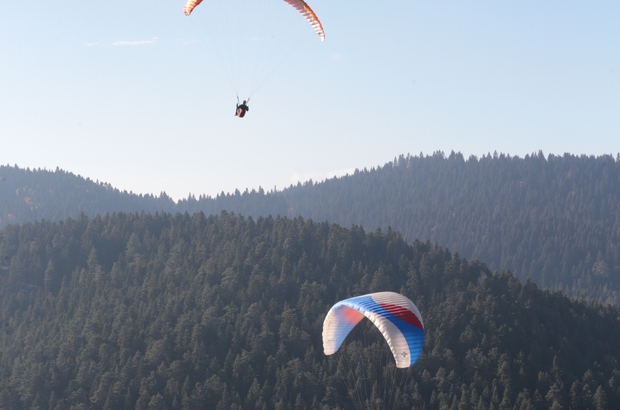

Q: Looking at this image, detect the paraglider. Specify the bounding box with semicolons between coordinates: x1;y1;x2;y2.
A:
184;0;325;42
323;292;425;408
235;100;249;118
183;0;325;107
323;292;424;368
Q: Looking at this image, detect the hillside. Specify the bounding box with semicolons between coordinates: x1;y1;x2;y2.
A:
0;212;619;409
3;152;620;304
0;165;176;226
263;152;620;304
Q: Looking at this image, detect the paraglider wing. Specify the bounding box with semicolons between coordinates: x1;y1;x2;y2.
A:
323;292;424;368
184;0;203;16
184;0;325;41
282;0;326;41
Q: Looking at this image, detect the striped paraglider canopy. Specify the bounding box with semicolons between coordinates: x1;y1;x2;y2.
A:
322;292;425;368
184;0;325;41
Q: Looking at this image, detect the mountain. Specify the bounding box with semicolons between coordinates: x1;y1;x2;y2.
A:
0;165;177;226
2;153;620;304
263;152;620;304
0;212;619;409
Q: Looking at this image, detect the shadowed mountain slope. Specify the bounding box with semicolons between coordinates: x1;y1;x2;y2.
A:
3;152;620;304
0;212;619;409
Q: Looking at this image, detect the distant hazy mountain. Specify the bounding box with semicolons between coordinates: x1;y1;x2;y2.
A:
1;212;618;409
0;165;177;226
262;152;620;304
2;152;620;303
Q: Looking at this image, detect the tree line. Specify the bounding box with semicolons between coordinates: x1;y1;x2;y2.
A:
3;152;620;304
0;212;619;409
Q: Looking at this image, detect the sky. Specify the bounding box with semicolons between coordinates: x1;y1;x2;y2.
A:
1;1;619;200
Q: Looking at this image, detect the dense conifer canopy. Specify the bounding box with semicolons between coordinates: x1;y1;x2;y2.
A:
1;212;619;409
2;152;620;303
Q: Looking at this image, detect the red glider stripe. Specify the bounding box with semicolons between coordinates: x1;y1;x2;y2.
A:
379;303;424;330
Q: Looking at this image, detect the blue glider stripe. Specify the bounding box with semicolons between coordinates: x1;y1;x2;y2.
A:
333;295;425;366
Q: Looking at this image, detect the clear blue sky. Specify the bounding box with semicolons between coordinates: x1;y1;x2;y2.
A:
2;1;619;200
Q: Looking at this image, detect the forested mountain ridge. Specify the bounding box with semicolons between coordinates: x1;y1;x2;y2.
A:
0;212;619;409
0;165;177;227
261;152;620;305
3;152;620;304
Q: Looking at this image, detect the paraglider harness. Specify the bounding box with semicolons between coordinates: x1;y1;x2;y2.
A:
235;96;250;118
